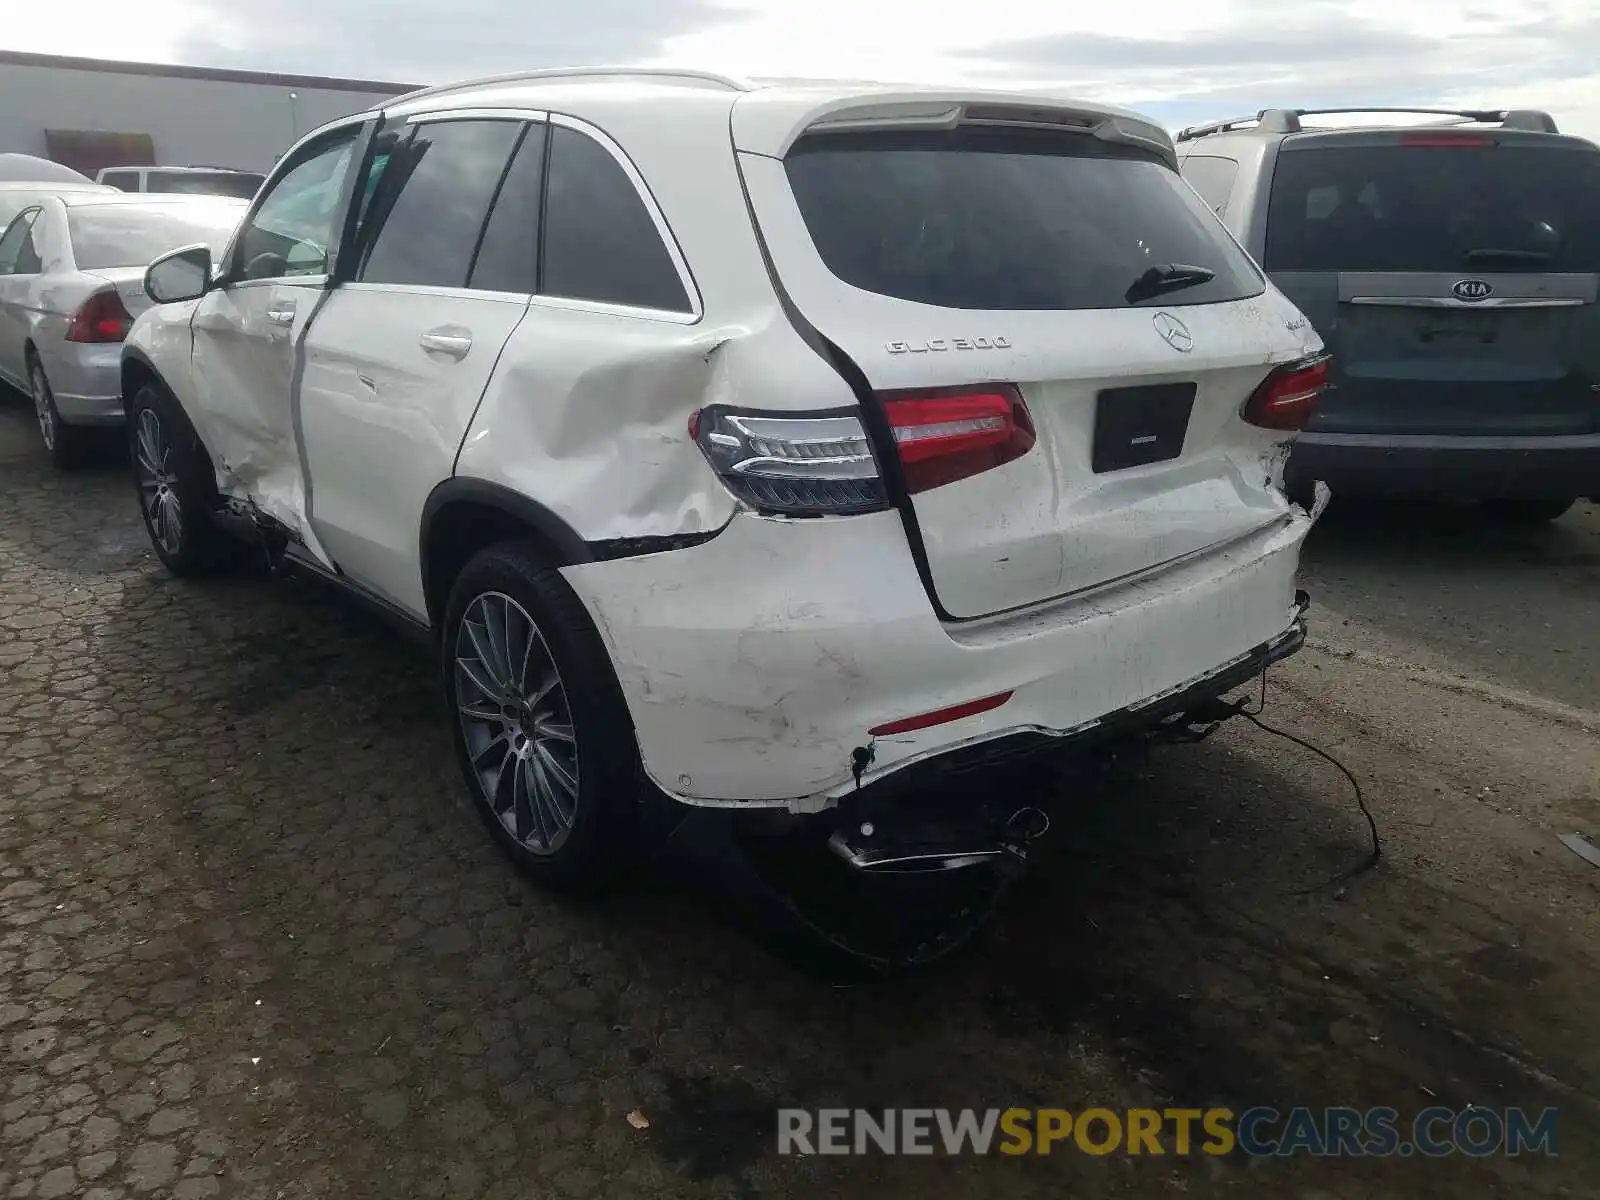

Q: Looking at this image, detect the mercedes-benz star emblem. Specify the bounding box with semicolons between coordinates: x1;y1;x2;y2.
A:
1152;312;1194;353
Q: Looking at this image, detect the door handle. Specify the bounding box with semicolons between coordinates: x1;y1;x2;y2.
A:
265;302;296;327
419;328;472;359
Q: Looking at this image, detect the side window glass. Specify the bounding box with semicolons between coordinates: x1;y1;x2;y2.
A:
233;128;360;281
358;119;521;288
102;171;138;192
1179;155;1239;217
469;123;546;293
542;124;691;313
356;119;518;289
0;211;36;275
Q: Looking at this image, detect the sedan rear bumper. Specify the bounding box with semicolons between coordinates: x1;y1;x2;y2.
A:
38;343;124;425
1287;431;1600;499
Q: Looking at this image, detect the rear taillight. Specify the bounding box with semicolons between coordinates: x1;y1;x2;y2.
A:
65;289;133;343
1242;354;1330;431
880;386;1036;494
690;407;886;515
691;386;1036;516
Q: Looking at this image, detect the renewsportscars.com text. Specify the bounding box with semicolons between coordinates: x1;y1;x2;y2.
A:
777;1106;1558;1158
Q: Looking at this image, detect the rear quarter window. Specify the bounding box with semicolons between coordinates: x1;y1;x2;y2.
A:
1179;154;1239;216
783;128;1263;311
1264;143;1600;272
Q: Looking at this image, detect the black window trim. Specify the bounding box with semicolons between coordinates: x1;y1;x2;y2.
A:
223;116;371;288
340;109;542;302
536;111;703;323
0;207;41;275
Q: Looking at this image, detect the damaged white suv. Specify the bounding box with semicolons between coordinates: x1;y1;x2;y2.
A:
123;69;1326;885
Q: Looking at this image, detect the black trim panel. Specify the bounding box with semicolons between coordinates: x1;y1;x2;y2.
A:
421;477;594;569
588;527;729;561
280;545;435;649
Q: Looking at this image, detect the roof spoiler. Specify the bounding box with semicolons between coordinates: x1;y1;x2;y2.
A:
1176;107;1559;142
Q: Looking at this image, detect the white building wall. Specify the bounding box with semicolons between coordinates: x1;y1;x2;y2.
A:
0;57;415;172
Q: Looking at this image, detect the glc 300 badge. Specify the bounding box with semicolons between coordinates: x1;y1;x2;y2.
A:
886;336;1012;354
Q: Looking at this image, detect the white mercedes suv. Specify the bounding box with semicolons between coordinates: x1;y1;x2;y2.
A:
122;69;1327;886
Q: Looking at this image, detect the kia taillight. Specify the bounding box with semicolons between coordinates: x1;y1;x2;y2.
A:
1399;131;1494;148
691;386;1036;516
1242;354;1330;431
65;289;134;343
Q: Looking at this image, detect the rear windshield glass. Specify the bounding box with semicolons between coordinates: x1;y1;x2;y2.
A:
68;202;244;270
1264;144;1600;272
148;171;264;199
784;128;1263;311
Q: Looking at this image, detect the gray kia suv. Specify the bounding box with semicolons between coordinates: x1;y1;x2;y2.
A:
1177;107;1600;521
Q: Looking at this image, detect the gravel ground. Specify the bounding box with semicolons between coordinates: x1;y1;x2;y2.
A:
1;396;1597;1199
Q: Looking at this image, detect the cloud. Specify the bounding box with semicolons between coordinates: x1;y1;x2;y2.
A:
950;4;1600;138
169;0;739;84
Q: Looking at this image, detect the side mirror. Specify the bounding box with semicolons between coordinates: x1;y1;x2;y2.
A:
144;244;213;305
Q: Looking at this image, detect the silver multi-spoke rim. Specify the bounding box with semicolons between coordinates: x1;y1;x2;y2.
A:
30;367;54;451
134;409;183;556
455;591;579;856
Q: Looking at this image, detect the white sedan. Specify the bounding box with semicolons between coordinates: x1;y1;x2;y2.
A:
0;191;244;467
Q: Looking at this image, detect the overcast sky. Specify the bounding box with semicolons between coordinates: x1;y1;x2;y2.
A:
11;0;1600;139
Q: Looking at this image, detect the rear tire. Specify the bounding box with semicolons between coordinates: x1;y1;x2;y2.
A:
129;383;236;576
1481;496;1575;524
28;356;91;470
441;542;641;889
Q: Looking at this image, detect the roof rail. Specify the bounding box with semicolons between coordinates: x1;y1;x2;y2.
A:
1175;109;1302;142
384;66;750;108
1178;106;1560;141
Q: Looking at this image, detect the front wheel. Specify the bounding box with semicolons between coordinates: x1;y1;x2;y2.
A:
129;384;235;575
1481;496;1575;524
442;542;641;888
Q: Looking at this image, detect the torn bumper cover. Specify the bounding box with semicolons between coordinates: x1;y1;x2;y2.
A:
561;502;1319;814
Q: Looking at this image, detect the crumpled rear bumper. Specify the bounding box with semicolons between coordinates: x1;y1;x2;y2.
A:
560;506;1317;813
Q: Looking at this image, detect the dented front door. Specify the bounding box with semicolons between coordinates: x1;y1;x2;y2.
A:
186;122;367;559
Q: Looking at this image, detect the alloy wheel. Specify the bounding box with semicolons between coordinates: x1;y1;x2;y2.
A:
134;408;183;557
30;365;55;452
454;591;580;856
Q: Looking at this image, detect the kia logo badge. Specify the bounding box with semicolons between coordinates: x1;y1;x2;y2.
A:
1452;278;1493;302
1152;312;1194;353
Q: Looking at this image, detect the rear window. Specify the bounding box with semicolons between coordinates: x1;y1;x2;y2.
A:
1264;144;1600;273
148;171;264;200
67;202;244;270
784;128;1263;311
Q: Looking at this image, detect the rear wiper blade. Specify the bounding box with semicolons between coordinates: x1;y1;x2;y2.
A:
1463;247;1552;264
1125;262;1217;304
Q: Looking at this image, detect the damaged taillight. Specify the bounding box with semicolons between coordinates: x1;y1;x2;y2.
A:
690;386;1036;516
1241;354;1330;431
690;406;886;515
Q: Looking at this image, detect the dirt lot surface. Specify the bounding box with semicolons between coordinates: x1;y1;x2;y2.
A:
1;399;1597;1199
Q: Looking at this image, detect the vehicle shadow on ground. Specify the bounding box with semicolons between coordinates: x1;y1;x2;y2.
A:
77;549;1591;1199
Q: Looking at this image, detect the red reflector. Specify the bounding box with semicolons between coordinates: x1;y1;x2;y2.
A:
880;385;1035;493
1399;131;1494;148
869;691;1014;737
1242;354;1330;431
65;289;133;343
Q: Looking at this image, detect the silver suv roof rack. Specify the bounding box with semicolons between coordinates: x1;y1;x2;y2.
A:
1176;106;1559;142
386;66;750;108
